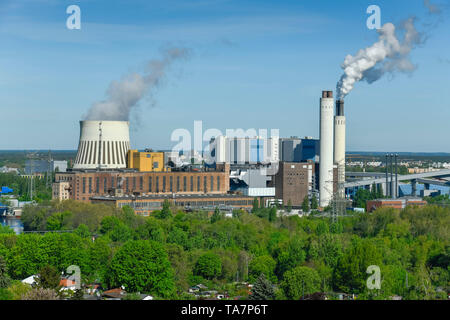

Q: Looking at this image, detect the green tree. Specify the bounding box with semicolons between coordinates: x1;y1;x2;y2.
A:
311;195;318;210
74;224;91;238
35;265;61;290
249;273;275;300
211;207;223;223
252;198;259;213
194;253;222;280
268;207;277;222
166;227;189;250
107;240;175;297
0;225;14;234
0;256;11;289
248;255;277;283
281;266;321;299
376;184;384;199
7;281;32;300
353;188;372;208
302;196;310;213
275;237;306;278
371;183;378;199
287;200;292;213
333;238;383;294
160;199;172;219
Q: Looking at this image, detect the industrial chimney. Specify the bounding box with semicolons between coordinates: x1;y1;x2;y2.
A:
73;120;131;170
334;99;346;198
319;91;334;207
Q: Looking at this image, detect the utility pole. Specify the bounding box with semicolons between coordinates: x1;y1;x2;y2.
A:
390;153;395;199
46;150;52;189
395;154;398;199
385;154;389;197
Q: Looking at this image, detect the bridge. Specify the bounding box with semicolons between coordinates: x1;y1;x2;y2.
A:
344;169;450;188
344;169;450;197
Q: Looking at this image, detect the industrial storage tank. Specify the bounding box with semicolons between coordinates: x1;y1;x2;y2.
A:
73;120;130;170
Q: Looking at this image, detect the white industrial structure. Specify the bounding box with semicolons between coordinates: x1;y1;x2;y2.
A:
73;120;131;170
334;99;346;198
319;91;334;207
209;135;279;165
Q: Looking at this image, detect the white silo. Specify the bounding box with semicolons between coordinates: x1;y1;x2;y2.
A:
73;121;131;170
334;99;346;198
319;91;334;207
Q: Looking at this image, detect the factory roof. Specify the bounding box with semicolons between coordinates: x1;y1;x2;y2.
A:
91;193;254;201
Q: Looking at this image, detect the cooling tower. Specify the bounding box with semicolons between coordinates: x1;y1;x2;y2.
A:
73;121;130;170
319;91;334;207
334;99;346;198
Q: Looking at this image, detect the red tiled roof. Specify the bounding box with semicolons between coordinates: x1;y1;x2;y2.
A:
60;279;76;287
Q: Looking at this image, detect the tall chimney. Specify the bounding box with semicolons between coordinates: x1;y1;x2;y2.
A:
319;90;334;207
334;99;346;198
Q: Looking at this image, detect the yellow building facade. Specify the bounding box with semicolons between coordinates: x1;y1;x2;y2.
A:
127;150;165;172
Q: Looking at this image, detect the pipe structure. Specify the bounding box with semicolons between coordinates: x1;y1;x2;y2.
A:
319;90;334;207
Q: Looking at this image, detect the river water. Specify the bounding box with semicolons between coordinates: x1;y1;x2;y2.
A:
0;216;24;234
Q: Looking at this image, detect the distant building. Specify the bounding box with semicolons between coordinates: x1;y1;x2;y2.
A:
0;166;19;174
279;137;320;163
52;181;71;201
366;197;427;212
90;193;255;216
25;160;67;174
209;136;279;165
279;137;302;162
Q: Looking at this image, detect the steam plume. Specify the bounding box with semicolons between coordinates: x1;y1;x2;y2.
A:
336;18;423;99
84;46;190;121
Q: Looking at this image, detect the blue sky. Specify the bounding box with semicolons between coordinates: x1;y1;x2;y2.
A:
1;0;449;152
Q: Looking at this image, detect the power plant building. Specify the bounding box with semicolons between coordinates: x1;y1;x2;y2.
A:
73;120;131;170
209;136;279;165
53;163;231;202
127;150;166;172
271;161;315;207
279;137;319;163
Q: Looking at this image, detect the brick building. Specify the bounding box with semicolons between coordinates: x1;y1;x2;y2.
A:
91;193;254;216
271;161;315;206
53;163;230;202
366;198;427;212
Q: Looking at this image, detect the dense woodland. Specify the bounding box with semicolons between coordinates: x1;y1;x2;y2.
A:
0;199;448;300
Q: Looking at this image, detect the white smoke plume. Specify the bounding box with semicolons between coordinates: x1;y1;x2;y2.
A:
84;46;190;121
336;17;423;100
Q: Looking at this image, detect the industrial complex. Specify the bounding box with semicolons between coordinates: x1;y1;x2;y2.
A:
49;90;450;216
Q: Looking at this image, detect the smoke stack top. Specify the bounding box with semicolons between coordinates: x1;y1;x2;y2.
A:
322;91;333;98
336;100;344;116
336;18;422;100
83;46;190;121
